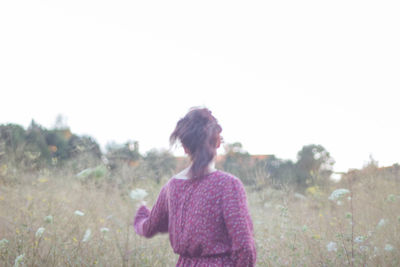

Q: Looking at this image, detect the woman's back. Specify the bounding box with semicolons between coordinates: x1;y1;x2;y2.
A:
134;107;256;266
134;170;256;266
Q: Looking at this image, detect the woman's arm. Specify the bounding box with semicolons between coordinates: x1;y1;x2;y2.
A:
134;185;169;238
222;177;257;267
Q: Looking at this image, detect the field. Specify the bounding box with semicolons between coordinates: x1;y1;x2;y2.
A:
0;167;399;266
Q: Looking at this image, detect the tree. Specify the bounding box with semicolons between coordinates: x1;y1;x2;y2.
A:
53;114;68;130
295;144;335;189
68;135;102;158
0;120;102;169
263;155;296;187
142;149;176;184
26;120;52;165
106;141;140;169
0;124;28;167
221;142;253;184
0;124;26;154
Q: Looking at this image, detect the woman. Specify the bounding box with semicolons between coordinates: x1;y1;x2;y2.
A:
134;107;256;267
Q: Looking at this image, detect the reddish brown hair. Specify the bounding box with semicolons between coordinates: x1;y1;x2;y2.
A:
170;108;222;179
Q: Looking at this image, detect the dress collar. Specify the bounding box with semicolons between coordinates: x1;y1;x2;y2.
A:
174;161;216;180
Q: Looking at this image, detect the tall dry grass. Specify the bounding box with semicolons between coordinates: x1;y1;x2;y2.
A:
0;167;399;266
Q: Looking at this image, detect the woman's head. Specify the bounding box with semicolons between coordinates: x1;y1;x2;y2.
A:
170;107;222;179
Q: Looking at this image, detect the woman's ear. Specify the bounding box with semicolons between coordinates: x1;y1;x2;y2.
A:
216;135;221;149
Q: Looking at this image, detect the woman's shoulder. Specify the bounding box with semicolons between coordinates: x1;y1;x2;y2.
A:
166;169;243;188
209;170;244;188
214;170;240;180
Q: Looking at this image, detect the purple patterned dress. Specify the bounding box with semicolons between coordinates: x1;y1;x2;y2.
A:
134;170;256;267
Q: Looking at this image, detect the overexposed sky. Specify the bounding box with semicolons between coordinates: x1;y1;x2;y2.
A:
1;0;399;172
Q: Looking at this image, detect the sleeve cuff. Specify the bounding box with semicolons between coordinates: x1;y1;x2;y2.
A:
133;205;150;236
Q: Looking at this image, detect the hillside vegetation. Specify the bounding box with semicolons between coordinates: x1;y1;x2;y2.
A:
0;121;399;266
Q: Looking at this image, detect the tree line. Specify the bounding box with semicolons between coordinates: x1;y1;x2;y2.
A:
221;142;335;191
0;120;336;191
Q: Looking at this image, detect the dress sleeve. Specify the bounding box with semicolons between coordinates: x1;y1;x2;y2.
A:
133;184;169;238
222;177;257;267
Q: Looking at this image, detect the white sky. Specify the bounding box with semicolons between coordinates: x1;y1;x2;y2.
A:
1;0;399;172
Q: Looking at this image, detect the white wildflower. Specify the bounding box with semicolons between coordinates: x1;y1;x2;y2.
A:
263;202;272;208
387;194;395;202
100;227;109;233
137;200;147;207
76;168;92;178
384;244;394;252
35;227;45;238
82;229;91;242
337;201;343;206
327;241;337;252
354;236;364;243
294;193;306;200
14;254;24;267
74;210;85;216
130;188;148;201
44;215;53;223
0;238;9;248
328;188;350;201
377;218;386;228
